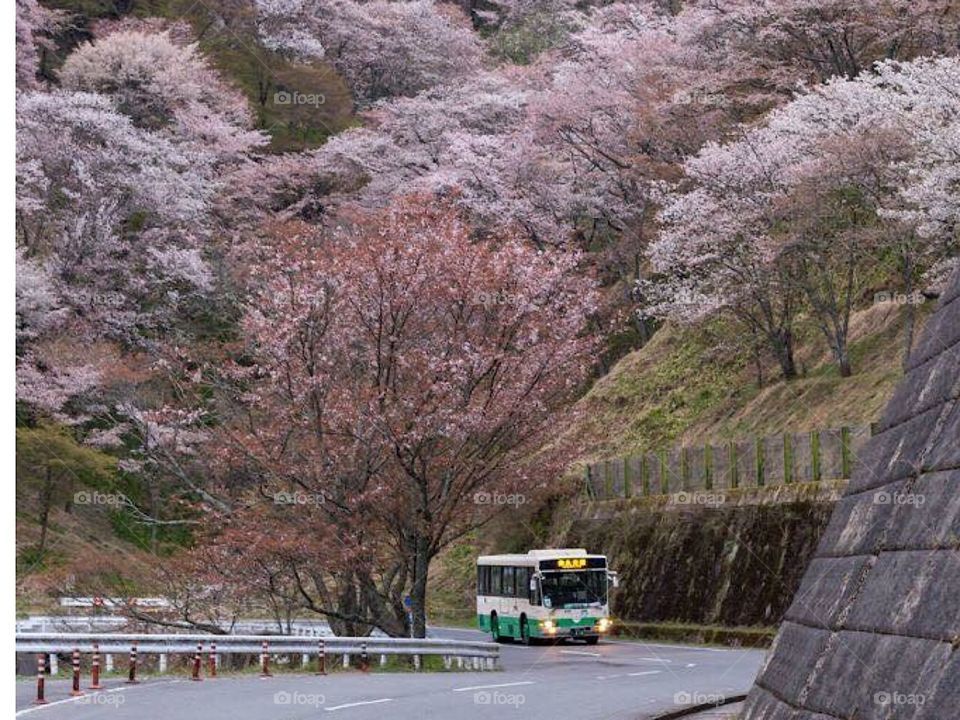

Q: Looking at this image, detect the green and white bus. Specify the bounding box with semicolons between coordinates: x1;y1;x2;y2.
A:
476;548;619;644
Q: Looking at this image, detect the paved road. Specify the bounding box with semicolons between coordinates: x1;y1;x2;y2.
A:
15;628;764;720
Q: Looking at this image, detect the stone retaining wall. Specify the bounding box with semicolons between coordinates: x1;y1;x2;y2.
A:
742;269;960;720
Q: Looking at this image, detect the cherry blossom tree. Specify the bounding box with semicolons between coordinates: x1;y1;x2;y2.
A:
17;91;213;347
15;0;62;90
648;56;960;377
253;0;482;107
679;0;959;97
59;30;266;160
217;197;598;635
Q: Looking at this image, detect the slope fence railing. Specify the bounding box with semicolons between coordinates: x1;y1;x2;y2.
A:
584;425;874;501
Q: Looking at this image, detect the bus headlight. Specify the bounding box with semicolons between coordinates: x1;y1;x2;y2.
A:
541;620;556;633
597;618;612;632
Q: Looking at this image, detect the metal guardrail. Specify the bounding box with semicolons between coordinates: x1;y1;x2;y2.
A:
18;632;499;704
15;632;499;660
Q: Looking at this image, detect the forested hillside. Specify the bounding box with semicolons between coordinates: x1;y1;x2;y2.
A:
15;0;959;634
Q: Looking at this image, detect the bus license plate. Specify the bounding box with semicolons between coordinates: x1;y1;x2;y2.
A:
571;628;584;636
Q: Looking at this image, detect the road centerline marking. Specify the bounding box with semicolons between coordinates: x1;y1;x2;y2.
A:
628;671;662;677
452;681;535;692
560;650;601;657
324;698;393;712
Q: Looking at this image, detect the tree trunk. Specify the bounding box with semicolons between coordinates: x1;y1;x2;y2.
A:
901;252;916;370
410;531;430;639
772;329;797;380
37;466;54;556
834;334;852;378
752;342;764;388
902;297;916;371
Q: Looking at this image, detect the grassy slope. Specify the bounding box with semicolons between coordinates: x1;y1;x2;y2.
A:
553;300;928;468
16;504;161;615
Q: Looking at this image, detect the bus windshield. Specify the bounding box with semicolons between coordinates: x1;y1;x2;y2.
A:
540;570;607;609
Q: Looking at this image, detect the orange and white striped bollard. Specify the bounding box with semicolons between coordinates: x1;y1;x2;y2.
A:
260;640;272;677
90;642;103;689
316;638;326;676
70;647;84;696
34;654;48;705
191;642;202;681
126;644;139;684
208;643;217;678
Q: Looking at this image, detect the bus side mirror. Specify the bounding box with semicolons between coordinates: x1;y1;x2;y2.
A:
608;571;620;589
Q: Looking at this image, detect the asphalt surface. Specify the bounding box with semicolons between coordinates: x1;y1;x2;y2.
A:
15;627;765;720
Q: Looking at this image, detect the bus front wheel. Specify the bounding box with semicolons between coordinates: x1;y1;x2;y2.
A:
520;617;531;646
490;613;502;643
585;636;599;645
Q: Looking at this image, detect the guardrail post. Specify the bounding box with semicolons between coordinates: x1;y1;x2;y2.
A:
49;652;58;676
34;654;48;705
159;653;168;673
192;642;202;681
360;642;369;672
105;653;114;673
414;653;421;671
316;638;326;676
342;653;349;669
443;655;451;670
90;642;103;689
379;654;387;668
70;647;84;696
209;643;217;678
126;644;139;684
456;656;464;670
260;640;272;677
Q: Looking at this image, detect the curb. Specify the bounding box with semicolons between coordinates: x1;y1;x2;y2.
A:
648;695;746;720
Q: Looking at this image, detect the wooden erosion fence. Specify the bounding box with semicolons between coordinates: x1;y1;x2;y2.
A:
584;426;873;501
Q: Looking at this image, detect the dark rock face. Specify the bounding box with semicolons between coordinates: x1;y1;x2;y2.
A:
567;496;836;627
742;270;960;720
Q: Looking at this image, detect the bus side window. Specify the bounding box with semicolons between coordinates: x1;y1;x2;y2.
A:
503;567;515;597
491;566;503;596
527;569;540;606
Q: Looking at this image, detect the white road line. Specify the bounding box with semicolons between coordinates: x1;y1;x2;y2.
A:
595;674;623;680
628;671;662;677
16;680;179;716
324;698;394;712
452;681;535;692
639;657;673;663
685;663;697;668
603;639;732;652
560;650;601;657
